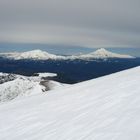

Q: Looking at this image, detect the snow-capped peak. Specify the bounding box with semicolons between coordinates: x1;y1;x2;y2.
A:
80;48;134;59
24;49;48;55
93;48;110;54
1;49;65;60
15;49;58;60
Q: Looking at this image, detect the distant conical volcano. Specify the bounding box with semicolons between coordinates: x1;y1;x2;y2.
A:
78;48;134;59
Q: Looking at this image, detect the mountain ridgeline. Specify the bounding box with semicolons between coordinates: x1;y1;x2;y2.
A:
0;48;134;60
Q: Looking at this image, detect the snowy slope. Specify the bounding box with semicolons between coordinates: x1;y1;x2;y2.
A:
0;48;134;60
0;67;140;140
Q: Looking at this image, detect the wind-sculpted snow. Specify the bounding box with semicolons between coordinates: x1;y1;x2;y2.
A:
0;48;134;60
0;67;140;139
0;72;67;102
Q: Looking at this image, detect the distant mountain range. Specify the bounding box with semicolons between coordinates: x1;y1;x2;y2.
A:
0;48;134;60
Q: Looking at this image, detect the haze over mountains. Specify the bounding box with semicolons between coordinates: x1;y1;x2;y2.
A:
0;48;134;60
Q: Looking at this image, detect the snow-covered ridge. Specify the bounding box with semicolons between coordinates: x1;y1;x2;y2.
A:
0;48;134;60
0;67;140;139
0;72;67;102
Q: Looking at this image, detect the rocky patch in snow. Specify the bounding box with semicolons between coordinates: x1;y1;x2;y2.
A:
0;73;16;84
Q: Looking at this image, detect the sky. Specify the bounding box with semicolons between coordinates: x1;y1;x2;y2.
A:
0;0;140;51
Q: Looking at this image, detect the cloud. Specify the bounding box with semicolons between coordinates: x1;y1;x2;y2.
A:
0;0;140;48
